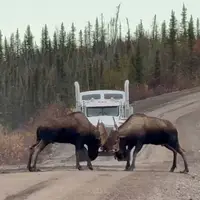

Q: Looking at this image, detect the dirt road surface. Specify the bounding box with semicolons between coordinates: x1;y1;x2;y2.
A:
1;88;200;200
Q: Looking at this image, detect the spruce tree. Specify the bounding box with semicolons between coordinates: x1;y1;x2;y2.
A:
71;22;76;52
52;31;58;52
161;20;167;46
196;18;200;39
41;24;50;54
169;10;177;74
23;25;34;57
79;30;83;48
15;29;21;58
180;3;187;40
152;15;158;41
0;31;3;62
154;49;161;85
135;41;143;84
188;15;195;76
59;22;66;52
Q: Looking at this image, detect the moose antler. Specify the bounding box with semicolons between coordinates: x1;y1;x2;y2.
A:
96;119;100;128
112;117;118;130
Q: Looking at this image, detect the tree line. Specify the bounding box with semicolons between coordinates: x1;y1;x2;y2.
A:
0;4;200;129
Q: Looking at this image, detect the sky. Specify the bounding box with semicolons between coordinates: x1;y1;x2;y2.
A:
1;0;199;44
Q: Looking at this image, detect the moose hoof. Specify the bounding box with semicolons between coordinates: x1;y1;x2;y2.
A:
32;168;41;172
27;165;33;172
125;166;135;171
87;165;93;170
27;167;33;172
124;166;130;171
77;166;83;170
180;169;189;174
169;168;175;172
129;167;135;171
29;167;41;172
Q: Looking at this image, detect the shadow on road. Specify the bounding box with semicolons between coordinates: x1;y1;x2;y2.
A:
0;163;193;176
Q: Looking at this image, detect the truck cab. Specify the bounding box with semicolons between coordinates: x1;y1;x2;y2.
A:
74;80;134;134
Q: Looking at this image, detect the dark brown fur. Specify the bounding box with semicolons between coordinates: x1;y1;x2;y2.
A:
27;112;101;172
111;113;189;173
102;113;147;152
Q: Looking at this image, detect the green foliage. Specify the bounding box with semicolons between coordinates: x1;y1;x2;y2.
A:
188;15;195;50
154;50;161;84
197;18;200;39
180;3;188;40
0;4;199;129
135;42;143;83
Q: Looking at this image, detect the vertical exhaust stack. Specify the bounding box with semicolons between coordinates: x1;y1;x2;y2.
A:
124;80;129;103
124;80;129;118
74;81;81;111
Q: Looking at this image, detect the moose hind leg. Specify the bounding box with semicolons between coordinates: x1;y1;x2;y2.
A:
164;144;177;172
128;143;143;171
31;140;48;172
175;144;189;173
168;140;189;174
27;142;39;172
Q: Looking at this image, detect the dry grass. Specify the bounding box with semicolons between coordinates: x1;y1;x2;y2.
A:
0;104;72;165
0;127;35;165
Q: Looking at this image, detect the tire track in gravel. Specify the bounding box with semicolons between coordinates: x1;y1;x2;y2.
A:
96;105;200;200
1;87;200;200
4;178;57;200
55;92;200;200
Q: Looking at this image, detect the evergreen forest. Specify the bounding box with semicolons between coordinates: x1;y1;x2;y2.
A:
0;4;200;129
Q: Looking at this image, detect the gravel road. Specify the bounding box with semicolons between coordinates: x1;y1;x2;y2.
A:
1;87;200;200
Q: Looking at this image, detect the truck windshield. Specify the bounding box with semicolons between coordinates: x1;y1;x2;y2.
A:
86;106;119;117
82;94;100;100
104;93;123;99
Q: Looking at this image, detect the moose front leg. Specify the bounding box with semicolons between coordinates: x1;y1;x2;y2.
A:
128;143;143;171
75;150;82;170
82;147;93;170
75;141;84;170
125;149;131;170
27;142;39;171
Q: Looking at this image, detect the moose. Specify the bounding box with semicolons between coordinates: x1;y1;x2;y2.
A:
27;111;102;172
111;113;189;173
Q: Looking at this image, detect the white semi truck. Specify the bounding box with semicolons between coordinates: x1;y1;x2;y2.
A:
74;80;134;134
